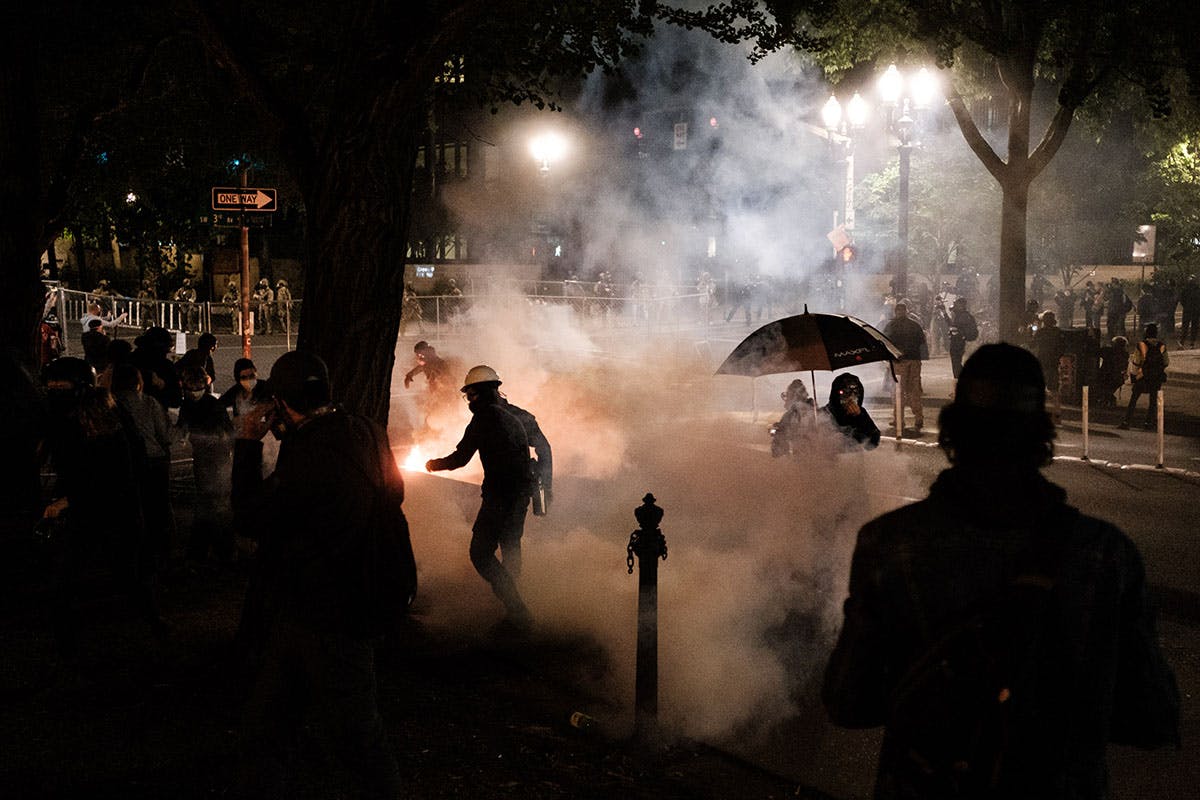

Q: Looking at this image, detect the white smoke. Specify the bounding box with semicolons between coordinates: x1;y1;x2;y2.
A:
390;23;933;754
389;287;926;748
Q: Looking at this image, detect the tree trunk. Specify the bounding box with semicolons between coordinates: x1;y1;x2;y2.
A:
998;179;1030;340
0;8;48;368
295;113;420;426
996;55;1035;342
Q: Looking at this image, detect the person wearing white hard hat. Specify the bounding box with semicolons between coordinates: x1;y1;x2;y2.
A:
426;365;550;631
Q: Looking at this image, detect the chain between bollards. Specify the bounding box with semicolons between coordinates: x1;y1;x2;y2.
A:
627;493;667;742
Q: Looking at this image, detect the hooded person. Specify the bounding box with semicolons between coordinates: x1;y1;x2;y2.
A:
821;372;880;450
822;344;1179;799
770;378;815;459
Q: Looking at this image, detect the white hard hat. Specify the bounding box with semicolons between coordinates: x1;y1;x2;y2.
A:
461;365;501;391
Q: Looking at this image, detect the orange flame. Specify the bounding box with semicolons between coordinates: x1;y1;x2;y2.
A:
402;445;427;472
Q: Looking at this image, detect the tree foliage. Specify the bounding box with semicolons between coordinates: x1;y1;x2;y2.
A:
687;0;1196;337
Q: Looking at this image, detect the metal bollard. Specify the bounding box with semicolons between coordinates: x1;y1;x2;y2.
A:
626;493;667;740
1081;385;1090;461
1157;388;1165;469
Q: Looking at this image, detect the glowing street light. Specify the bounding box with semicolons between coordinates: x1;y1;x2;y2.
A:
874;64;941;299
821;91;869;234
529;132;567;174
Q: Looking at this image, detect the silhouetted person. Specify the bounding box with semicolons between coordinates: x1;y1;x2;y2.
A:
823;343;1179;799
178;366;234;565
1095;336;1129;408
1179;274;1200;348
111;362;175;575
1032;310;1065;420
426;365;539;629
947;297;979;379
131;327;181;410
80;318;109;372
0;350;43;532
40;357;165;660
231;351;405;798
1105;278;1132;338
178;331;218;385
404;340;448;390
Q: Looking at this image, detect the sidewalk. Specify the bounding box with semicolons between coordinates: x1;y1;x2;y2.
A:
873;343;1200;474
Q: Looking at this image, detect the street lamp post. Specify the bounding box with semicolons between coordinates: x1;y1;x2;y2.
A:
529;132;568;259
820;92;868;232
877;64;938;301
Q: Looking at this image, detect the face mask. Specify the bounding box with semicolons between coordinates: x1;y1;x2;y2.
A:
240;378;257;392
186;389;206;401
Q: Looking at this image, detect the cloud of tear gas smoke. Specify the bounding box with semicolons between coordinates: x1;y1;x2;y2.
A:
389;294;929;747
559;26;857;296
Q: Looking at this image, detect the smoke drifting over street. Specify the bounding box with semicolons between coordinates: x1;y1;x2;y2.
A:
389;284;924;745
566;25;837;286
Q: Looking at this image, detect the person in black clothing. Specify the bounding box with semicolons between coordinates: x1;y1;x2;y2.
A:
231;350;406;798
81;318;110;372
426;365;540;628
883;303;928;431
219;358;270;420
403;340;448;390
1179;274;1200;349
946;297;979;380
40;357;165;658
822;372;880;449
130;326;181;410
1095;336;1129;408
823;344;1179;799
178;366;234;565
178;332;218;385
1032;310;1065;419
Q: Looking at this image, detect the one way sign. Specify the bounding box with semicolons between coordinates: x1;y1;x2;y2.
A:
211;187;278;212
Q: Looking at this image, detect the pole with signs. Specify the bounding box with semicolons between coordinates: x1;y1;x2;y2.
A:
211;179;277;357
240;169;252;358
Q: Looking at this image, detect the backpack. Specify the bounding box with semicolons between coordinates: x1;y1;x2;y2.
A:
1140;340;1166;383
885;517;1072;798
960;312;979;342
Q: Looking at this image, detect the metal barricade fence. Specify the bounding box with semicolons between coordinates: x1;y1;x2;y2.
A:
49;287;301;346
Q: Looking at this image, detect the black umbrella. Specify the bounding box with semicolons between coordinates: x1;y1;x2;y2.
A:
715;306;902;420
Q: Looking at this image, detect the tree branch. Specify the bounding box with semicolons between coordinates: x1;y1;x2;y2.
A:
172;0;317;184
946;87;1006;182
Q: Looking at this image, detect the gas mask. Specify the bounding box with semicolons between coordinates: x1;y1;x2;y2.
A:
839;388;861;416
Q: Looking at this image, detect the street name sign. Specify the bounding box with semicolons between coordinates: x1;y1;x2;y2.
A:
211;187;278;212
